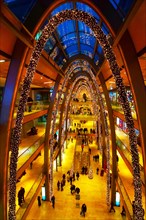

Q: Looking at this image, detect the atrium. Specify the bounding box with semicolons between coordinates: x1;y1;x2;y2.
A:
0;0;146;220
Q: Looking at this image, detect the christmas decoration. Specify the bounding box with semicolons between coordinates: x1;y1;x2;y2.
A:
9;9;143;220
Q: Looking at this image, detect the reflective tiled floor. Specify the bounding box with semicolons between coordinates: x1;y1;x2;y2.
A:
13;117;145;219
25;139;124;220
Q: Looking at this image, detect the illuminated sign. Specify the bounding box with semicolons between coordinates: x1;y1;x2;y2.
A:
115;191;120;206
42;186;46;201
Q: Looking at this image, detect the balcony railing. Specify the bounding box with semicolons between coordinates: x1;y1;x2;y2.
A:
14;101;49;113
116;175;133;219
111;104;137;120
16;173;45;219
116;136;145;185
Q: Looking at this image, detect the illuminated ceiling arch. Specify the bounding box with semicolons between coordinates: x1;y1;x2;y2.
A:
9;9;143;220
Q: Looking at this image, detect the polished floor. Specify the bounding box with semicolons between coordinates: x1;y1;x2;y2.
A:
18;138;126;220
13;119;146;220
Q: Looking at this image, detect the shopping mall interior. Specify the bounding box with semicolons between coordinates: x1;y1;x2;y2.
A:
0;0;146;220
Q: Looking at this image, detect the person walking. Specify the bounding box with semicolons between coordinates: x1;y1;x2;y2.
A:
76;171;80;180
121;205;126;216
51;195;55;208
80;203;87;217
18;188;23;206
57;180;60;191
21;187;25;202
61;180;64;191
81;144;84;152
37;196;41;207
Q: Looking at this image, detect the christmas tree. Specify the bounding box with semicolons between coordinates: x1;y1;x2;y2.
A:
88;166;93;179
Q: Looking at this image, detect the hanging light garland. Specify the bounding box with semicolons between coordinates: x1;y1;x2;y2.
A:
66;64;102;154
64;60;111;205
59;72;110;205
9;9;143;220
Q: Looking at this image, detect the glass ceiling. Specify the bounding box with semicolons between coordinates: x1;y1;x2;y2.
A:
3;0;136;68
42;2;108;68
3;0;136;23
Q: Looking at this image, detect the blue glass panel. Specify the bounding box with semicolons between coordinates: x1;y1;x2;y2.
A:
109;0;135;18
63;32;77;42
62;37;78;50
109;0;120;9
118;0;135;15
65;45;78;57
4;0;37;22
79;33;96;47
80;44;94;58
49;46;59;60
94;54;99;65
78;21;93;34
44;40;54;53
80;44;94;53
56;21;76;39
43;36;56;54
76;2;100;22
82;51;93;58
51;2;73;16
101;23;109;35
97;44;103;54
55;54;64;67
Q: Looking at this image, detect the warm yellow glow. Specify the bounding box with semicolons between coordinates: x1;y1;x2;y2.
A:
0;59;6;63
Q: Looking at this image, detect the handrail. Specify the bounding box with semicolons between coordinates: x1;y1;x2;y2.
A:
18;134;45;158
69;114;98;120
14;101;49;113
116;136;145;185
17;134;45;171
116;136;132;162
116;175;133;219
16;173;46;220
111;104;137;119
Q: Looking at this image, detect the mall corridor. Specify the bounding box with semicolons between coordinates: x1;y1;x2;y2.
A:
17;138;124;220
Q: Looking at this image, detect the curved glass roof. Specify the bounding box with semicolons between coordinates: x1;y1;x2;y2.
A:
3;0;136;23
42;2;108;68
4;0;136;68
4;0;37;23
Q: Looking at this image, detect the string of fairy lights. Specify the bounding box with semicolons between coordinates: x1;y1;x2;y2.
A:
76;80;100;149
63;76;98;140
8;9;143;220
66;63;102;151
58;71;110;206
64;60;111;205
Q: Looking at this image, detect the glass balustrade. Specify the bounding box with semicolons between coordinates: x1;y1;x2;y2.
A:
16;173;45;219
116;136;145;184
13;134;45;171
14;101;49;114
116;136;132;163
111;104;137;120
116;175;133;219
